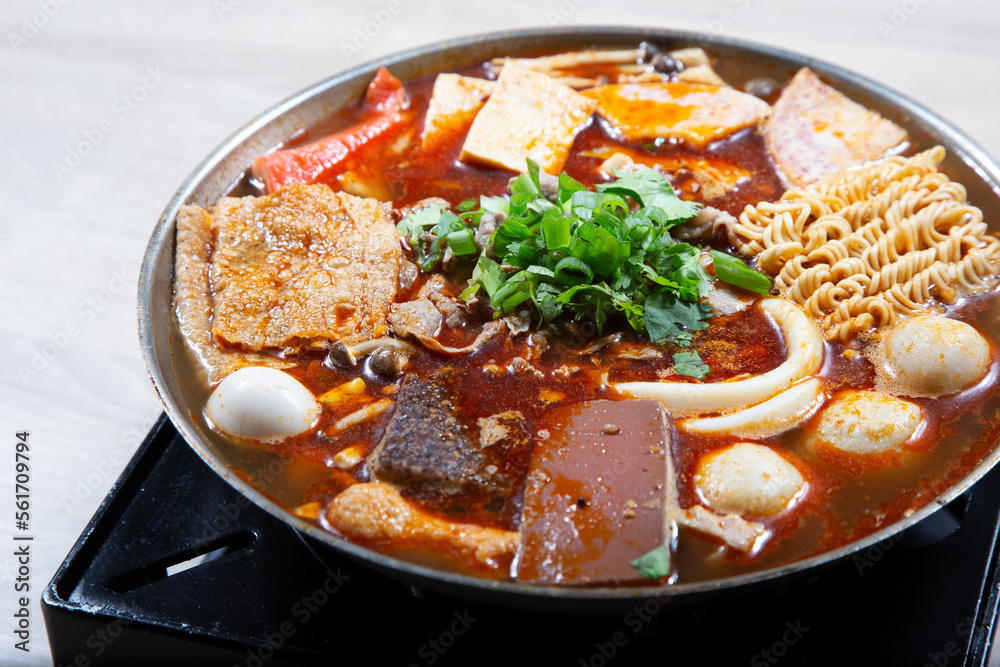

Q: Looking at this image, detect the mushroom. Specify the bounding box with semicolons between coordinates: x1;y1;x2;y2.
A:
326;338;416;370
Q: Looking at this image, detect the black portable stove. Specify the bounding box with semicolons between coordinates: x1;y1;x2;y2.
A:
42;415;1000;666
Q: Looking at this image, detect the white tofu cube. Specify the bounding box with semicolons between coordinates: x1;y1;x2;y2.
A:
421;73;495;148
460;62;596;174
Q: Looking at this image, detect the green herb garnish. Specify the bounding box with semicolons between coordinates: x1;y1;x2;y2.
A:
400;162;771;355
463;161;710;345
710;250;772;295
630;544;671;580
396;204;481;272
672;350;710;379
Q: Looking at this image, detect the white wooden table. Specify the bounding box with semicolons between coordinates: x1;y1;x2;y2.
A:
1;0;997;663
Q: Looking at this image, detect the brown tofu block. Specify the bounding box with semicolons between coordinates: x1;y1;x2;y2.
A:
421;73;494;148
516;399;670;585
460;61;595;174
203;184;401;352
583;81;769;147
765;67;908;185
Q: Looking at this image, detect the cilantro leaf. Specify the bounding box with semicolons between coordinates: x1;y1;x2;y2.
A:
630;544;671;580
672;351;710;379
396;204;444;266
441;161;712;347
596;168;702;224
644;291;713;346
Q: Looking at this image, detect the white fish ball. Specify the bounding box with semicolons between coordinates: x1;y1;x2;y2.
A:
807;390;921;457
694;442;805;516
877;315;990;397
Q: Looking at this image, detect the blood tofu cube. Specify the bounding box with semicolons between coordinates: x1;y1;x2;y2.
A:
583;81;769;147
421;73;494;148
516;399;670;585
459;61;595;174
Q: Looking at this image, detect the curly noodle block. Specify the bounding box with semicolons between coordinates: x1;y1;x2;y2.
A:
720;147;1000;342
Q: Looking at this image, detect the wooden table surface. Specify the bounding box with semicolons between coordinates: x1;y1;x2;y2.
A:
1;0;998;663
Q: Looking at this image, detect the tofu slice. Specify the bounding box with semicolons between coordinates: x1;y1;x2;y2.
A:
421;73;494;148
516;399;672;585
765;67;908;185
460;61;596;174
584;81;769;147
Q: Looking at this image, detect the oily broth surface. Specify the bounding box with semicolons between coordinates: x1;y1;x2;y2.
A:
210;53;1000;583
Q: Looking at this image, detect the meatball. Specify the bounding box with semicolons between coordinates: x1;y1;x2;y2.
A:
876;315;991;397
805;390;922;458
694;443;805;516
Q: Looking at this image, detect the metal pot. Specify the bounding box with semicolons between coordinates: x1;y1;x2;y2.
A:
137;26;1000;614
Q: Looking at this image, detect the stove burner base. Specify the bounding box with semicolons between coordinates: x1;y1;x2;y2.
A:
43;415;1000;665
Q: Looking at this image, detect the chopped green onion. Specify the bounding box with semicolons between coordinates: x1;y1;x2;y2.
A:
710;250;772;295
446;228;477;256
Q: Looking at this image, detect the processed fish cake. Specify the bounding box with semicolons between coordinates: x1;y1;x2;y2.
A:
765;67;908;185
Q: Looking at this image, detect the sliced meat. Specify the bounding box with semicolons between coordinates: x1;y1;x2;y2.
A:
421;73;494;148
198;184;401;353
765;67;908;185
516;399;674;585
583;81;769;147
389;299;442;339
460;61;596;174
367;376;510;498
326;482;518;570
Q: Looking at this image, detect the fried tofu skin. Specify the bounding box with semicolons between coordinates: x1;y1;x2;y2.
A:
174;184;401;379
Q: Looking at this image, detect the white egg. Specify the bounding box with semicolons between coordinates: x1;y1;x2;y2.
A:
805;390;921;459
205;366;320;443
694;442;805;516
875;315;991;397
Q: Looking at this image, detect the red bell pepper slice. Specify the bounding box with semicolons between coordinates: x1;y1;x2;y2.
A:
252;67;408;193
